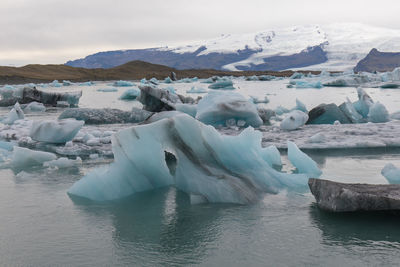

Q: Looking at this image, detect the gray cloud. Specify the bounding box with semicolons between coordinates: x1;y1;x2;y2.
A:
1;0;399;66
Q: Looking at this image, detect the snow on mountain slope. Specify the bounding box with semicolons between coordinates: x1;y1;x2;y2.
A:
66;23;400;71
158;23;400;71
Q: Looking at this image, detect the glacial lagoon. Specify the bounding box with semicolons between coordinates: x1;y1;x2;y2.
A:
1;76;400;265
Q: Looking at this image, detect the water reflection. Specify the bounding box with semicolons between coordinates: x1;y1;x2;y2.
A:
309;204;400;247
71;187;232;265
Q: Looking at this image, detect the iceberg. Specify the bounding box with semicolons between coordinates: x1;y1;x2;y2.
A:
290;72;304;79
208;78;235;90
30;119;84;143
63;80;73;86
260;145;282;167
51;80;63;87
24;102;46;113
368;102;389;123
381;163;400;184
249;95;269;104
138;85;181;112
149;78;159;85
3;102;24;125
186;86;207;94
79;81;93;86
113;80;134;87
11;146;57;168
353;88;374;118
292;80;323;89
68;114;309;203
293;98;307;113
275;105;290;115
119;88;140;100
307;103;351;125
280;110;308;130
338;98;364;123
287;141;322;178
163;77;173;84
97;88;118;92
195;91;263;127
59;108;153;124
174;104;197;117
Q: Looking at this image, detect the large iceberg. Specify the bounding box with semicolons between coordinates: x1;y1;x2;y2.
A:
30;119;84;143
68;114;309;203
195;91;263;127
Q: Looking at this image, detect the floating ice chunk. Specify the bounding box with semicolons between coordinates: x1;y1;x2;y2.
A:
260;145;282;167
79;81;93;86
59;108;152;124
97;88;118;92
280;110;308;131
51;80;63;87
164;77;173;84
294;98;307;113
11;146;57;168
196;91;262;127
381;163;400;184
208;78;235;90
186;86;207;94
119;88;140;100
290;72;304;79
308;133;325;143
338;98;363;123
56;101;70;108
86;138;101;146
63;80;73;86
30;119;84;143
174;104;197;117
201;77;217;84
307;103;351;125
68;114;309;203
333;120;341;125
368;102;389;123
113;80;134;87
390;111;400;120
24;102;46;112
149;78;159;85
287;141;322;178
293;80;323;89
0;141;15;151
43;157;82;168
353;88;373;118
164;86;176;94
3;102;24;125
249;95;269;104
275;105;290;115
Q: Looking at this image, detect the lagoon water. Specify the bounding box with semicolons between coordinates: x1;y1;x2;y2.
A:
1;79;400;266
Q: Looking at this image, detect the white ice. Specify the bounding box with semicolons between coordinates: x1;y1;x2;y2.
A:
30;119;84;144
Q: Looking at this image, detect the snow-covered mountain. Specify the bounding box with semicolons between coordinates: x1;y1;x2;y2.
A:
66;23;400;71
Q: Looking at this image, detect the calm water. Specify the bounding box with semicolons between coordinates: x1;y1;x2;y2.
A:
1;79;400;266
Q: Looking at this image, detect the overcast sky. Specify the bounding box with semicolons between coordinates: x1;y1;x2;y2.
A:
1;0;400;66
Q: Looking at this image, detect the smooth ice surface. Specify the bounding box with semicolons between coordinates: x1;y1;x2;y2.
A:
381;163;400;184
119;88;140;100
287;141;322;178
30;119;84;143
196;91;262;127
68;114;309;203
280;110;308;130
11;146;57;168
368;102;389;123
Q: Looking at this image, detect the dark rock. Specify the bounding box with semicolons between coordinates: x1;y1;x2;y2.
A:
354;48;400;73
307;103;351;124
309;178;400;212
59;107;153;124
170;72;177;81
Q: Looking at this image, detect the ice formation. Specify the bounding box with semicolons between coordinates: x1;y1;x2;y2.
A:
113;80;134;87
164;77;173;84
30;119;84;143
119;88;140;100
368;102;389;123
68;114;310;203
293;98;307;113
260;145;282;167
59;108;153;124
11;147;57;168
174;104;197;117
280;110;308;130
24;102;46;113
338;98;363;123
287;141;322;178
97;88;118;92
3;103;24;125
249;95;269;104
208;78;235;90
186;86;207;93
195;91;263;127
353;88;374;118
381;163;400;184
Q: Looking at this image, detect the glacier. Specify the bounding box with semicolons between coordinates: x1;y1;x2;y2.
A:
68;114;310;203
